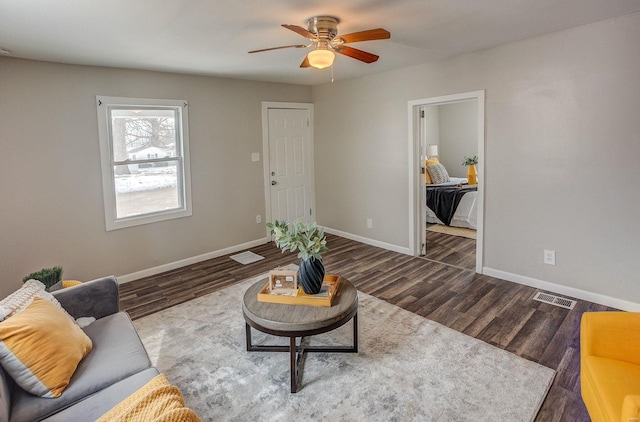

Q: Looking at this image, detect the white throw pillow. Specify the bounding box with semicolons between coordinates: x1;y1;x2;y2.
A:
0;280;70;321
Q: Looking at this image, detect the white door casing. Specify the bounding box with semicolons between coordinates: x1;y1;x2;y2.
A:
419;105;428;256
262;103;315;235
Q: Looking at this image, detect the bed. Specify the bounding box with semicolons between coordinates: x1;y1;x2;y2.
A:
426;177;477;230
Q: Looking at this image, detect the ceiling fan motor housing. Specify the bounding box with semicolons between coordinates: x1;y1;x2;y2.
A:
307;16;340;40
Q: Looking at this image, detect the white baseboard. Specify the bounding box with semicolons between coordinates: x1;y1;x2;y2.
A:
323;227;412;256
116;237;270;284
483;267;640;312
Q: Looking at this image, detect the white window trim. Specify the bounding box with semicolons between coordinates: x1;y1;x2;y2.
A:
96;95;193;231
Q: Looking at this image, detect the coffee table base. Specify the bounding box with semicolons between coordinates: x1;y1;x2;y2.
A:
245;314;358;393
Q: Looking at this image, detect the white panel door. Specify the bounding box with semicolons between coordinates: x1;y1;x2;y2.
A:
268;108;312;224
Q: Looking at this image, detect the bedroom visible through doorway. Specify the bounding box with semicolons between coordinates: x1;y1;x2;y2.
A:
422;100;477;271
408;91;485;273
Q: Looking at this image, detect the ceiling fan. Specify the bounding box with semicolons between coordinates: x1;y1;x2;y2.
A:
249;16;390;69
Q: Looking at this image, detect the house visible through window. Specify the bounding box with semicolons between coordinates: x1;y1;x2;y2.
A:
96;96;192;231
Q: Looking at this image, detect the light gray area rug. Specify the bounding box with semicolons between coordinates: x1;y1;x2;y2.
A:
134;274;555;421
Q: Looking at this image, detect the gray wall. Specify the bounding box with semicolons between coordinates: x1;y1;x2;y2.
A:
424;105;440;159
313;13;640;307
0;58;311;297
438;101;478;179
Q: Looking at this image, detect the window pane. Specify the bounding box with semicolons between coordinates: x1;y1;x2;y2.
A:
98;96;191;231
110;108;178;162
114;163;181;218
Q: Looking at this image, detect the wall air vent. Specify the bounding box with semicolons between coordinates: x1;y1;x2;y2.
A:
532;291;576;310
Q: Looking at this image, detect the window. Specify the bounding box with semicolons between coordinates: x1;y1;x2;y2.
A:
96;96;192;231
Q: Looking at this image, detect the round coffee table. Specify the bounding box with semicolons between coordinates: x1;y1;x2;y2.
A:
242;276;358;393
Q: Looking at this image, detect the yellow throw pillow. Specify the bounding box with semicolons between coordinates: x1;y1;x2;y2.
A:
62;280;83;289
97;374;201;422
425;157;439;184
0;297;92;397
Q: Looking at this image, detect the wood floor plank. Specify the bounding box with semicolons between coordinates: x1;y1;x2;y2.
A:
485;308;537;349
536;386;572;422
425;229;476;270
506;309;564;362
118;233;608;421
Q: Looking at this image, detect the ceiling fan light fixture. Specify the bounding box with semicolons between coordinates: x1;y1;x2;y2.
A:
252;16;389;70
307;49;335;69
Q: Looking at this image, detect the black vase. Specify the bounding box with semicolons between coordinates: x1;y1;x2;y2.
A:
298;257;325;294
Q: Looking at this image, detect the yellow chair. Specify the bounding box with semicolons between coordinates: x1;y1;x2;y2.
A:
581;312;640;422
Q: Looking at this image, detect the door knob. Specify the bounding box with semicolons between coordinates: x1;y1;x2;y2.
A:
271;181;277;185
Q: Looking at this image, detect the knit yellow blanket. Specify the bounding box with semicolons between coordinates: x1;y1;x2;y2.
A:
97;374;200;422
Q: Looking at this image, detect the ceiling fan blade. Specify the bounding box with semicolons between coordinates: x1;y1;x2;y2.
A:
339;28;390;43
248;45;307;54
282;24;316;39
336;46;379;63
300;55;311;68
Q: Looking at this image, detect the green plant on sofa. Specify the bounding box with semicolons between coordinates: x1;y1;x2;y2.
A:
22;266;63;290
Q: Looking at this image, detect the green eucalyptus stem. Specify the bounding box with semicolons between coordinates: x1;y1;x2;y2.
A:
266;220;329;261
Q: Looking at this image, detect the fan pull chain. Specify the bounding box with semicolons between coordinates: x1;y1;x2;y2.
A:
331;64;334;83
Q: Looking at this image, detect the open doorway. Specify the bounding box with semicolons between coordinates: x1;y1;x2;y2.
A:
408;91;485;273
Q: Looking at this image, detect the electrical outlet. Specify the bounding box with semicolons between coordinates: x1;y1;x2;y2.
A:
251;152;260;162
367;218;373;229
544;249;556;265
256;215;261;224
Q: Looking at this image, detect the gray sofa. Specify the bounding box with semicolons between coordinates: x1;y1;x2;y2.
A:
0;276;159;422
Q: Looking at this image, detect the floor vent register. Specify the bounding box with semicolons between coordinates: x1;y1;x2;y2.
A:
532;291;577;310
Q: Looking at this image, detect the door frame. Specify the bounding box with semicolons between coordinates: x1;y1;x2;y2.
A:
261;101;315;238
407;90;485;273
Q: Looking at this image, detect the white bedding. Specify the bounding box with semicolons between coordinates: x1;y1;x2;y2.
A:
429;177;468;187
426;186;477;230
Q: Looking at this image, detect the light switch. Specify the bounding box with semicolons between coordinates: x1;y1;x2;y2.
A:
251;152;260;162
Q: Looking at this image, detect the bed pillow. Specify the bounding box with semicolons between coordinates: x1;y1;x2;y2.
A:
425;158;439;184
427;163;450;184
0;279;70;322
0;297;92;397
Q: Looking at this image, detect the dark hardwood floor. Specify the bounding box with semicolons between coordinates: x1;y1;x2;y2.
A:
424;227;476;270
120;233;612;421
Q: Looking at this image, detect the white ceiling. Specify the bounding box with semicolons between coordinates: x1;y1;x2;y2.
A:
2;0;639;86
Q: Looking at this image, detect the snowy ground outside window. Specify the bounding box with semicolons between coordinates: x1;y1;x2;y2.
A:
115;167;177;194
